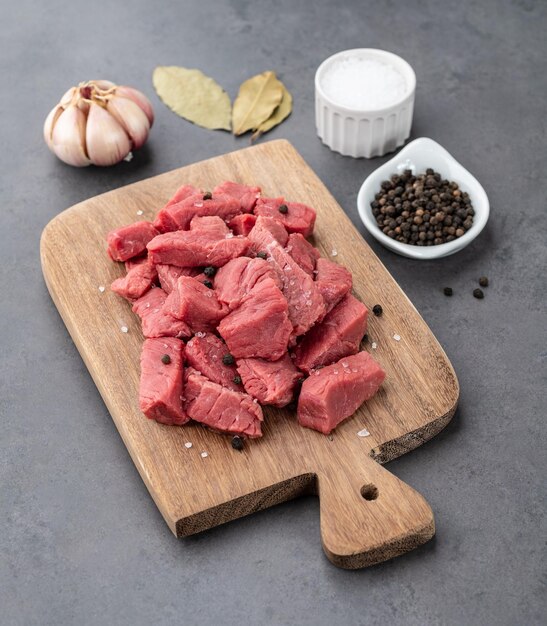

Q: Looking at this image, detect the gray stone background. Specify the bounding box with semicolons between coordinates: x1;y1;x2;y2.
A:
1;0;545;624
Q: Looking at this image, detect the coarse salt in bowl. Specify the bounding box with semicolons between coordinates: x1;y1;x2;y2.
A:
315;49;416;158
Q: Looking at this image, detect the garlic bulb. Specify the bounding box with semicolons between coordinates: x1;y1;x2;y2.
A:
43;80;154;167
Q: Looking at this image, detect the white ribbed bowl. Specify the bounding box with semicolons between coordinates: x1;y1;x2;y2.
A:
357;138;490;259
315;48;416;158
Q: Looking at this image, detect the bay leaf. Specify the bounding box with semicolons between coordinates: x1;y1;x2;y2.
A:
252;84;293;140
232;71;283;136
153;66;231;131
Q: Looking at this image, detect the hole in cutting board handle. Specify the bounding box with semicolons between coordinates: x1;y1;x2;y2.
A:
360;484;379;501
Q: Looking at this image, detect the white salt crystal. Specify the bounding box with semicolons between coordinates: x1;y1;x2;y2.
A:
371;341;377;350
200;451;208;458
330;249;338;257
194;202;203;208
136;210;144;216
98;285;105;293
321;56;407;110
393;334;401;342
357;428;371;438
123;151;133;162
184;442;193;449
225;232;234;239
120;325;128;333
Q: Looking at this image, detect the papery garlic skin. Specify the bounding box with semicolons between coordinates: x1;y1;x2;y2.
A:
43;80;153;167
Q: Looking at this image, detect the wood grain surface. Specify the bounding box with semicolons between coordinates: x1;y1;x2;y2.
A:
40;139;459;569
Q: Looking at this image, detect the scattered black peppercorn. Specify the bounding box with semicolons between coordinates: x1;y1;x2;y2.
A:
278;204;289;214
222;353;235;365
443;287;453;296
233;375;242;385
473;288;484;299
161;354;171;364
257;251;267;259
203;280;213;289
203;266;216;277
203;191;212;200
231;435;244;451
371;168;475;246
479;276;489;287
372;304;383;317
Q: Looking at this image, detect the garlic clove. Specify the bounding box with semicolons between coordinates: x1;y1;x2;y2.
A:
43;104;64;150
115;86;154;126
86;102;131;166
51;105;91;167
60;86;76;107
107;95;150;149
91;79;116;91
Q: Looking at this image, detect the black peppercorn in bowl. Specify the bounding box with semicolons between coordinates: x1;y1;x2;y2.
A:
357;138;489;259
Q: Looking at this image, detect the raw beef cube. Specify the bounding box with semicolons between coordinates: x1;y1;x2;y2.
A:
164;276;228;333
164;184;200;208
315;257;352;314
214;257;281;309
106;221;159;262
269;244;325;337
218;278;292;360
111;257;158;301
156;264;202;294
189;215;230;238
125;254;147;271
248;215;289;253
132;288;191;339
294;294;368;373
213;181;261;212
254;197;316;238
184;367;263;438
153;192;242;233
139;337;189;426
286;233;320;277
185;333;240;391
237;353;304;407
228;213;257;236
297;351;386;434
248;218;325;336
147;229;250;268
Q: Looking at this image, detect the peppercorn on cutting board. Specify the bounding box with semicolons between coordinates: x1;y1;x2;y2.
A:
41;139;458;569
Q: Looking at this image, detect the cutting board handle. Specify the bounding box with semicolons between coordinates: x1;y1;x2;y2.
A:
317;454;434;568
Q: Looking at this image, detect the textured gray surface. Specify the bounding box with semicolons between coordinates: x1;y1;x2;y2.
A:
1;0;546;624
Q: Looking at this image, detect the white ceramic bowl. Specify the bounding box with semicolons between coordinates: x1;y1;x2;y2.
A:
315;48;416;158
357;137;490;259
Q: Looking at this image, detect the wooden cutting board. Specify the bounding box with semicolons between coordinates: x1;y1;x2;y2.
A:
41;139;458;569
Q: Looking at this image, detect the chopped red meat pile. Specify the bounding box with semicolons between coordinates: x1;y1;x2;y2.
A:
106;180;385;441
